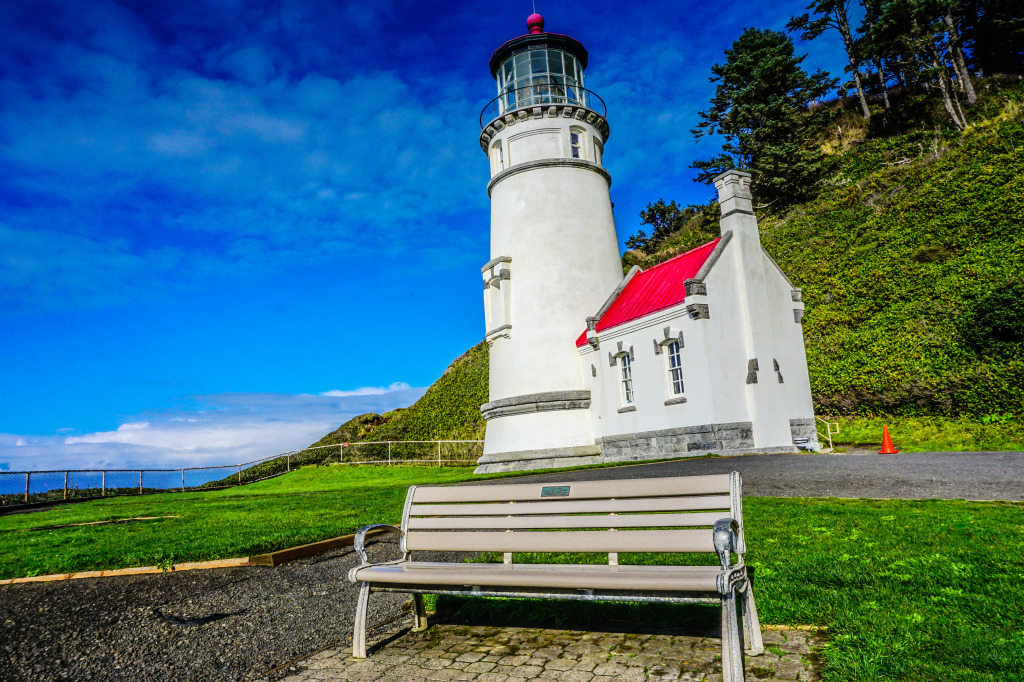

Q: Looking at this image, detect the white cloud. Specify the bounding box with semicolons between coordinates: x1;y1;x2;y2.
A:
320;382;412;397
0;385;427;473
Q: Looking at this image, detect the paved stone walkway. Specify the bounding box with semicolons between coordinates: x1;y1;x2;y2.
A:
270;623;824;681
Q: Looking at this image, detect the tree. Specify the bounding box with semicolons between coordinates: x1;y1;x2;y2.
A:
961;0;1024;76
860;0;972;129
789;0;873;119
690;28;837;208
625;200;718;254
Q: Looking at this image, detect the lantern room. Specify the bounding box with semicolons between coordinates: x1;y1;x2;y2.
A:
487;14;591;116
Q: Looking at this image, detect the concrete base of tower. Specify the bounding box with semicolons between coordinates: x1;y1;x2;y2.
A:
479;405;598;464
474;444;603;474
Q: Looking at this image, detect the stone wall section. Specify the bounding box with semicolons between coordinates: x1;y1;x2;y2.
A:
597;421;755;462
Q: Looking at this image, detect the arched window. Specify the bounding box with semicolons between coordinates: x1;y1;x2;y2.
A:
664;340;684;396
619;354;634;406
491;140;505;174
570;127;586;159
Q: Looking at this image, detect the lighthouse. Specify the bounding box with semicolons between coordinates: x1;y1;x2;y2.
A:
473;17;819;475
475;14;622;473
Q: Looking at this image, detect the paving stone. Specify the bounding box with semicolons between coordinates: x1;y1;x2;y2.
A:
592;661;629;676
464;662;497;673
270;623;824;681
474;674;510;682
646;664;682;678
540;670;593;682
420;658;451;670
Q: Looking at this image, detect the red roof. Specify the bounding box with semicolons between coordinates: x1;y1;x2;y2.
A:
575;238;720;347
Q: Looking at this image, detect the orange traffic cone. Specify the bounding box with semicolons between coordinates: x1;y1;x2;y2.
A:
879;425;899;454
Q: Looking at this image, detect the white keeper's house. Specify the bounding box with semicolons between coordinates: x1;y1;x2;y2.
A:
474;15;819;474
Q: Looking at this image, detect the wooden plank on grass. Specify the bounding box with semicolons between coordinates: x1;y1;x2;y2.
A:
248;526;393;567
0;557;254;585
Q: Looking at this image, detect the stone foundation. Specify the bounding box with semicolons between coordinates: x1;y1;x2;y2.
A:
474;421;806;474
789;417;821;451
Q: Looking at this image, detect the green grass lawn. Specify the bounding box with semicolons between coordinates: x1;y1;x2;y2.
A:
827;415;1024;452
2;465;1022;680
455;497;1024;681
0;465;482;578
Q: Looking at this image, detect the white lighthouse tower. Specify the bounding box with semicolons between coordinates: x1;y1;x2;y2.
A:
475;14;622;473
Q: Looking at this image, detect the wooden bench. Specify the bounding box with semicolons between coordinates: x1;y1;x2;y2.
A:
348;472;763;681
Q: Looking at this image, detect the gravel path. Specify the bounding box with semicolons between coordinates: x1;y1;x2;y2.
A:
0;537;457;682
472;452;1024;501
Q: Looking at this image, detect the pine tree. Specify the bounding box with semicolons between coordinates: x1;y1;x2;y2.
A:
690;28;837;208
789;0;873;119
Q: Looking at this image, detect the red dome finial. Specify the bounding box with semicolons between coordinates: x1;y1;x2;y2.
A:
527;13;544;34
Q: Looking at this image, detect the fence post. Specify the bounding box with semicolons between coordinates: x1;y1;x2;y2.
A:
437;441;441;467
237;465;242;486
102;471;106;496
24;472;30;504
388;441;392;465
181;469;185;492
63;471;68;500
287;455;291;473
139;470;143;494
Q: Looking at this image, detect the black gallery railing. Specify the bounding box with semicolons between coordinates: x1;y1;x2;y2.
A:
480;85;606;127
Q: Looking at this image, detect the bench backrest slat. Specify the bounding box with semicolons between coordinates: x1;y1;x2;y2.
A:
404;529;715;554
410;474;730;504
401;473;744;558
407;511;730;531
409;494;730;518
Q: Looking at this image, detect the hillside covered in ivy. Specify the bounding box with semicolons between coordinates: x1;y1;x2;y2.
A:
633;80;1024;418
307;77;1022;449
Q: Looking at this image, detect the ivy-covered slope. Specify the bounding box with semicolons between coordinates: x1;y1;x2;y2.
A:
310;342;489;447
624;85;1024;417
762;95;1023;417
311;86;1022;449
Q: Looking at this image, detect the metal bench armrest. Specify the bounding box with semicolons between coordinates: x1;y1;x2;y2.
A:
354;524;404;564
713;518;740;570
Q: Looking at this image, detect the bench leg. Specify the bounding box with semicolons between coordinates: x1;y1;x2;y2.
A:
720;589;744;682
742;580;764;656
412;593;428;631
352;581;370;658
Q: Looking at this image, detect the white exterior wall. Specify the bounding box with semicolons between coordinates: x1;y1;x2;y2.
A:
479;113;622;464
578;170;817;458
581;306;717;440
712;172;801;448
759;253;816;424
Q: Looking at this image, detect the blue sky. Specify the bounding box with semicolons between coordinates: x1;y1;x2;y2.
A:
0;0;851;472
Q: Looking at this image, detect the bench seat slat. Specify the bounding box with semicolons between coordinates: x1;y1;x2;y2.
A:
404;529;714;553
411;474;731;504
407;512;731;531
410;495;730;517
351;561;721;592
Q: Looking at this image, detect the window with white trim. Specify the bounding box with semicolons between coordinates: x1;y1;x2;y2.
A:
491;140;505;174
570;131;582;158
569;127;588;160
619;354;634;406
665;340;684;396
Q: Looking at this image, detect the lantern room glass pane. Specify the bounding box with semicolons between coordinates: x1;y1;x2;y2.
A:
496;48;587;115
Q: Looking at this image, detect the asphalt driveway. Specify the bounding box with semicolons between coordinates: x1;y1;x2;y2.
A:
474;452;1024;501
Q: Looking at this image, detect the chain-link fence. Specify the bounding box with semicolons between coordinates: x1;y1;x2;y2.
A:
0;440;484;509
